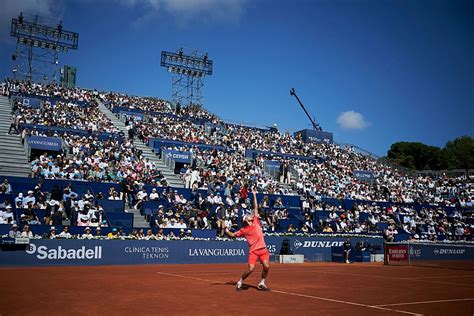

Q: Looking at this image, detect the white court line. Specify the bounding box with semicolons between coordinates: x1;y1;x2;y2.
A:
178;269;338;276
177;268;318;275
311;270;474;288
412;275;474;280
156;271;423;316
376;298;474;307
177;269;474;287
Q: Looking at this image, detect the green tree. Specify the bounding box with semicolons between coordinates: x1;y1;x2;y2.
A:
387;142;444;170
442;136;474;172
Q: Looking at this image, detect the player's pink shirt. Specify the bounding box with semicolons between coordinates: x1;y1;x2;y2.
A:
235;216;266;252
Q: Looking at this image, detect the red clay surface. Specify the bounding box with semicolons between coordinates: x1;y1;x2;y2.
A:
0;262;473;316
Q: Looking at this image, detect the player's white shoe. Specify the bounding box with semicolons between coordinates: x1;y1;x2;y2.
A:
235;282;243;291
257;284;270;291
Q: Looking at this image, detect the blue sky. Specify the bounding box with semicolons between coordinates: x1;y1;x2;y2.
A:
0;0;472;156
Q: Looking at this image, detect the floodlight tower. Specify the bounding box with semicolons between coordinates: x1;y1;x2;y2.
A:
160;48;213;106
10;12;79;83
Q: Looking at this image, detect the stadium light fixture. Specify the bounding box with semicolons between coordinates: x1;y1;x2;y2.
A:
10;12;79;83
160;47;213;106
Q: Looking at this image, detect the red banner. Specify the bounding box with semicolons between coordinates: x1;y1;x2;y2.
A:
387;245;408;262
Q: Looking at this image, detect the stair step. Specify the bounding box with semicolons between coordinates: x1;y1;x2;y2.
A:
0;138;23;144
0;171;30;177
96;99;184;188
0;147;26;153
0;163;31;170
0;141;23;147
0;157;29;164
0;152;28;158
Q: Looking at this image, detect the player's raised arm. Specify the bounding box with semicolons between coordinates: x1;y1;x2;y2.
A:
225;227;236;238
252;186;258;217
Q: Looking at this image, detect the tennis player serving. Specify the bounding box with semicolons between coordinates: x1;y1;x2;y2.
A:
225;186;270;291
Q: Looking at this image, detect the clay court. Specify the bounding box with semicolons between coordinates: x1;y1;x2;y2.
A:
1;262;473;316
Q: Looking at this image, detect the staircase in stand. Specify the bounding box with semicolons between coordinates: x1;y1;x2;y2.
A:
96;101;184;188
0;96;31;178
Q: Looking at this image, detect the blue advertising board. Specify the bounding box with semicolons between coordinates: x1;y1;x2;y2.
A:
149;138;231;154
12;96;42;108
10;92;89;107
408;243;474;262
245;149;321;162
294;129;334;144
353;170;374;181
0;236;384;266
264;160;281;167
27;136;62;151
120;111;144;120
162;149;192;163
20;124;120;142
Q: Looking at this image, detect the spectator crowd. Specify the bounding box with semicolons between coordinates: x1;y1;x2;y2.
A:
1;80;472;242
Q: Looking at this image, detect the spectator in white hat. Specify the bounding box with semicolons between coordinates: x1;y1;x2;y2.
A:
23;190;36;206
58;226;72;239
8;224;20;238
48;226;58;239
149;188;160;200
15;193;24;205
2;205;15;224
82;227;94;239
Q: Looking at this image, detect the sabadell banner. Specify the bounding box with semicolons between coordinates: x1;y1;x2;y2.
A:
0;237;384;266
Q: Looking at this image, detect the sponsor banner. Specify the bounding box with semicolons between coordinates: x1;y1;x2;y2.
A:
120;111;144;120
20;124;119;142
264;160;281;167
245;149;321;163
149;138;231;154
27;136;62;151
294;129;334;144
0;237;384;266
386;245;409;261
204;122;223;133
12;96;42;108
353;170;374;181
162;149;192;163
409;243;474;261
10;92;89;107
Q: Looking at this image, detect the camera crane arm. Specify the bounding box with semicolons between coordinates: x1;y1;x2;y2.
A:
289;88;321;131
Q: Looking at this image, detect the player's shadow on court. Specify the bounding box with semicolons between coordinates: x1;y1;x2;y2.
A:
211;281;258;291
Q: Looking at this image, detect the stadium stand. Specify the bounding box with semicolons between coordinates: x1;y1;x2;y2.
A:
0;79;472;244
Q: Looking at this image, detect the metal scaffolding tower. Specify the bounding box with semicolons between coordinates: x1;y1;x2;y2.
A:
160;47;213;106
10;12;79;83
